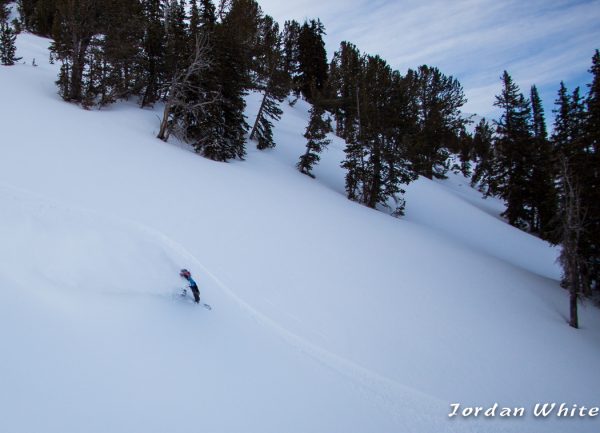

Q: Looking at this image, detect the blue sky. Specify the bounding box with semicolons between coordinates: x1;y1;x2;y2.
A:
259;0;600;123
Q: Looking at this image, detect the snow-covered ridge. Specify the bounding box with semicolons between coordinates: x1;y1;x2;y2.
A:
1;32;599;433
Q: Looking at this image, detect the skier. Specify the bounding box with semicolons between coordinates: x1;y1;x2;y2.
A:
180;269;200;303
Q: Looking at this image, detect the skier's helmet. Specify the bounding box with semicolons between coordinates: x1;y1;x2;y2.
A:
180;269;191;278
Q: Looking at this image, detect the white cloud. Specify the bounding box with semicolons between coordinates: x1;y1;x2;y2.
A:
258;0;600;120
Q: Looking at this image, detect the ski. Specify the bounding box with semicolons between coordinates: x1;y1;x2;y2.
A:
177;288;211;310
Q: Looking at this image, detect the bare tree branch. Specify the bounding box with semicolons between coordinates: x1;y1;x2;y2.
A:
157;33;220;142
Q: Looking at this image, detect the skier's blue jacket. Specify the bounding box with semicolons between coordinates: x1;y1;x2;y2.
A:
186;276;197;288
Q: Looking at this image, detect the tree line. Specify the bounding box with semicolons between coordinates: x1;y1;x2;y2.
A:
4;0;600;326
7;0;468;216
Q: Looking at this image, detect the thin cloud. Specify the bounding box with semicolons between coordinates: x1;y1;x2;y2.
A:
258;0;600;119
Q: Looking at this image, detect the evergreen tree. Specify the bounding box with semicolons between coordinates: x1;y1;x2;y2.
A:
341;55;417;214
552;82;571;154
581;50;600;292
552;52;600;327
192;0;248;161
455;129;473;177
189;0;201;38
282;19;300;96
297;104;331;177
33;0;58;36
199;0;217;26
552;83;586;160
529;85;558;240
0;16;21;65
94;0;144;106
492;71;534;228
163;0;189;77
552;83;587;246
16;0;36;31
329;41;362;141
470;118;497;196
407;65;468;179
49;0;144;107
552;82;589;325
380;69;419;215
185;0;224;158
557;154;586;328
213;2;250;160
139;0;166;107
249;15;287;150
530;85;546;139
356;55;392;209
223;0;261;87
297;19;327;101
51;0;103;102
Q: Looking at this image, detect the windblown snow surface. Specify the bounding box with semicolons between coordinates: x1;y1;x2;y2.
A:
1;32;599;433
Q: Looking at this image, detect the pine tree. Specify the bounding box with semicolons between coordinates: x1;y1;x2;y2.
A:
163;0;189;78
552;82;572;156
186;0;224;158
530;85;546;139
0;17;21;65
14;0;59;36
34;0;58;36
470;118;497;196
139;0;166;107
92;0;145;107
16;0;36;31
455;129;473;177
222;0;261;88
282;19;300;96
407;65;468;179
340;81;365;203
341;55;417;214
189;0;201;38
379;70;419;215
51;0;103;102
329;42;362;141
199;0;217;26
492;71;534;228
558;155;586;328
552;82;589;326
48;0;144;107
581;50;600;292
192;0;248;161
297;104;331;177
249;15;287;150
297;19;327;101
552;82;587;244
529;85;557;240
552;52;600;327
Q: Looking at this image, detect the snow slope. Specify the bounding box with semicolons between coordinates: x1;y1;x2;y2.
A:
1;32;599;433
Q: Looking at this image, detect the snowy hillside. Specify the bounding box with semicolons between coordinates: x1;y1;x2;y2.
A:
1;32;600;433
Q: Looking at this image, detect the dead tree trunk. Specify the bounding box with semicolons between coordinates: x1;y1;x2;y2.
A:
157;79;177;141
559;157;586;329
249;89;268;141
